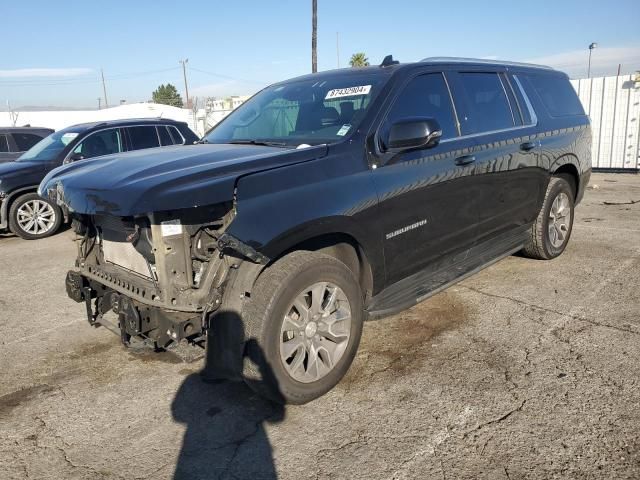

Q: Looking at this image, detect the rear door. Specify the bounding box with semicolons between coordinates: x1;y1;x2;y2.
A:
448;69;545;241
369;70;480;285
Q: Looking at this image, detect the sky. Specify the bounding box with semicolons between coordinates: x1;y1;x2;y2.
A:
1;0;639;110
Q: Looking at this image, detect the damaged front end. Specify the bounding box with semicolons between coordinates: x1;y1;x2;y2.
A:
65;202;265;348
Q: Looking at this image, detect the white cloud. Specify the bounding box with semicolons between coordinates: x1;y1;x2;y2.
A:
524;46;640;78
0;67;94;78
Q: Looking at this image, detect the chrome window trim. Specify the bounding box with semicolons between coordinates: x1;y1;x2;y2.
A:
512;75;538;127
497;74;517;125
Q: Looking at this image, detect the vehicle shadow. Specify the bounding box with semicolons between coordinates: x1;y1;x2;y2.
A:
172;312;285;480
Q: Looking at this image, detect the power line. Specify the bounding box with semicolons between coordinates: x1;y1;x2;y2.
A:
188;66;268;85
0;66;182;86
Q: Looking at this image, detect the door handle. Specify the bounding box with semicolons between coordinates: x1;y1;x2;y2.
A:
454;155;476;166
520;141;538;152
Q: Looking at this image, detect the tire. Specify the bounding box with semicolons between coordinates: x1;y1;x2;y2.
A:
242;251;364;404
8;192;62;240
522;177;575;260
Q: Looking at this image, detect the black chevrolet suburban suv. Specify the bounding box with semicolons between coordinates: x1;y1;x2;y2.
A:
40;57;591;404
0;118;197;239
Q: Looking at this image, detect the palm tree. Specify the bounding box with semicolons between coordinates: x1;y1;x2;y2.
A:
349;53;369;68
311;0;317;73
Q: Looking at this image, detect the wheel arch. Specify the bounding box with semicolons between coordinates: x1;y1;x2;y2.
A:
551;155;580;200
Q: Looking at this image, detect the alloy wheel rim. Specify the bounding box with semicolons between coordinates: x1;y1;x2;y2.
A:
16;200;56;235
548;192;571;248
279;282;352;383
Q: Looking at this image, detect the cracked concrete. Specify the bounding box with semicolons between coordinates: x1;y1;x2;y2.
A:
1;172;640;479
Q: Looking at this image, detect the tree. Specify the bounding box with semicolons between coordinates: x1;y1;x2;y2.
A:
349;53;369;68
152;84;184;108
311;0;317;73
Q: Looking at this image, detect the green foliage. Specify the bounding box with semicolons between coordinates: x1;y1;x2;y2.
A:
152;83;184;108
349;53;370;68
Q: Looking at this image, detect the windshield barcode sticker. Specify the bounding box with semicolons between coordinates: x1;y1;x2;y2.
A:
161;219;182;237
325;85;371;99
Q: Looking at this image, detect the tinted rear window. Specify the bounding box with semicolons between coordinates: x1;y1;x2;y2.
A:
459;72;515;134
13;132;45;151
526;74;584;117
157;126;174;146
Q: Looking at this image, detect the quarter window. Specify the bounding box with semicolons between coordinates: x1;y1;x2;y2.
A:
127;126;160;150
459;72;515;134
526;74;584;117
0;134;9;152
73;129;123;159
157;126;174;146
168;126;185;145
382;73;458;148
12;133;44;151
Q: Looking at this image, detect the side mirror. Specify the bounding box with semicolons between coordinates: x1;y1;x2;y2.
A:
386;118;442;152
64;153;85;164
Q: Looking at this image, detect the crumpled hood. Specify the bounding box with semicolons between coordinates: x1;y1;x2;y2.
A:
39;143;328;216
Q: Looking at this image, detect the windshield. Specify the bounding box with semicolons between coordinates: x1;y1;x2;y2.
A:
203;73;387;146
17;129;80;162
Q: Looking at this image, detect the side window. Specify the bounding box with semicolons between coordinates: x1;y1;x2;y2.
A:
382;73;458;147
73;129;123;159
167;126;185;145
0;134;9;153
458;72;515;134
157;126;174;146
12;133;44;151
127;126;160;150
526;74;584;117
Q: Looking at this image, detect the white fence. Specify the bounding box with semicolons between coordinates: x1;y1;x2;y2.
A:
571;75;640;171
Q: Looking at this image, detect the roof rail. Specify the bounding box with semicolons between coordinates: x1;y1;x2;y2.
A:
420;57;554;70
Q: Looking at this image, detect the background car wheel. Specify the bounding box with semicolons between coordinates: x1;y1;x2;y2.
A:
8;192;62;240
242;251;364;404
522;176;575;260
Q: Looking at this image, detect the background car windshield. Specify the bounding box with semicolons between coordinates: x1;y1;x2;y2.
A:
203;74;386;146
18;129;79;162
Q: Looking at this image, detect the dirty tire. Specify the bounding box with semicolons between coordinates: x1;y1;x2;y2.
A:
8;192;62;240
242;251;364;404
522;177;575;260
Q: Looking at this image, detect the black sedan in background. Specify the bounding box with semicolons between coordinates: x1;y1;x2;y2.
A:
0;127;54;163
0;118;198;239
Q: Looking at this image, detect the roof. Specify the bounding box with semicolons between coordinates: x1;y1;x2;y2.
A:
280;56;555;85
65;117;187;132
0;126;54;134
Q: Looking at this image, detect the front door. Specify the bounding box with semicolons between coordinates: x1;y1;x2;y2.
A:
370;71;479;286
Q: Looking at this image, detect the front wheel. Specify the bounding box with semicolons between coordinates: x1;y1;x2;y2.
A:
522;177;575;260
9;192;63;240
242;251;364;404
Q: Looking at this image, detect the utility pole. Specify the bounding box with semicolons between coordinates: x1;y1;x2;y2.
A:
336;31;340;68
101;68;109;108
311;0;317;73
587;42;597;78
97;97;101;110
179;58;190;108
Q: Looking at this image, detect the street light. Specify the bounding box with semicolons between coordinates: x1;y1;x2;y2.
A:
588;42;598;78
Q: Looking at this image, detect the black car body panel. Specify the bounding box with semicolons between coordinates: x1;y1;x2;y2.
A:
0;118;198;231
44;58;591;352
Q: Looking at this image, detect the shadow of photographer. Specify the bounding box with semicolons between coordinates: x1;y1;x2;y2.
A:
171;311;285;480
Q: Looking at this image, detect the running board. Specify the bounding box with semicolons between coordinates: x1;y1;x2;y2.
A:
366;226;529;319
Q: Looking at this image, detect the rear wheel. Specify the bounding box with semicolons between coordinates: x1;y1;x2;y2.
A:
522;177;574;260
9;192;62;240
242;251;364;404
